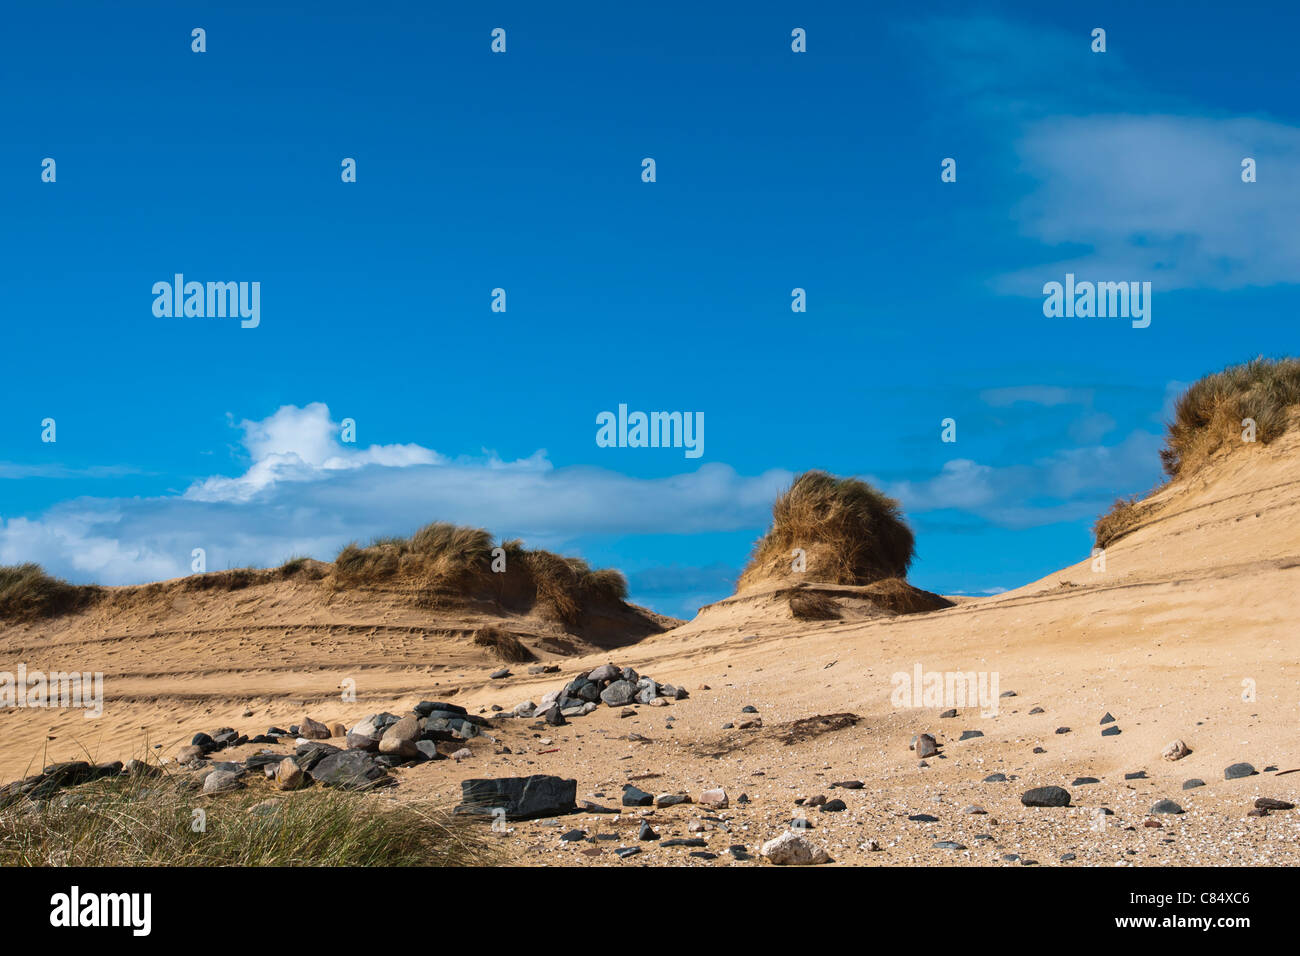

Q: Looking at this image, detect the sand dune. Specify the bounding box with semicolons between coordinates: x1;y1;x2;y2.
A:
2;424;1298;865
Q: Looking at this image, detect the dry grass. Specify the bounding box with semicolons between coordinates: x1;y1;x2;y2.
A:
787;590;843;620
474;626;536;662
0;767;495;867
738;471;915;589
1162;356;1300;478
333;523;628;624
1093;357;1300;549
0;564;100;622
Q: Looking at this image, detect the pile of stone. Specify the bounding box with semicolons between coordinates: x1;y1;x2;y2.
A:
510;662;688;723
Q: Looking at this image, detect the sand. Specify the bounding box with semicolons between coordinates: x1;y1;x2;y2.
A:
3;427;1298;865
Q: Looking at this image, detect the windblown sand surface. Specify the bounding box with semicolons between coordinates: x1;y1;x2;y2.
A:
3;430;1299;865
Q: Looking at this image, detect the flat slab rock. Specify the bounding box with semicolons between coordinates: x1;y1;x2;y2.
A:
456;774;577;820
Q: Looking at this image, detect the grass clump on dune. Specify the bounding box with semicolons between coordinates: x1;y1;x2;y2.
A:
0;564;100;622
0;770;495;867
1094;357;1300;548
333;521;628;624
738;471;915;589
1161;356;1300;478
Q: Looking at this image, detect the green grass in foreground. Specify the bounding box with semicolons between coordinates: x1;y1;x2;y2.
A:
0;770;497;867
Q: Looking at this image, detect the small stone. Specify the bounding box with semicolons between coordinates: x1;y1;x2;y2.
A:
1150;799;1184;814
1072;776;1100;785
1100;712;1116;725
983;773;1007;783
1224;762;1258;780
1255;797;1295;810
490;668;511;679
615;846;641;859
933;841;966;850
299;716;331;740
1124;771;1148;780
939;709;957;718
1055;727;1071;735
915;733;939;758
1101;726;1122;737
1021;786;1071;807
559;829;586;842
275;757;305;790
760;831;832;865
1182;779;1206;790
1162;739;1191;761
622;785;654;807
819;799;847;813
699;788;728;809
1029;707;1045;715
959;730;984;741
638;821;659;841
202;770;244;794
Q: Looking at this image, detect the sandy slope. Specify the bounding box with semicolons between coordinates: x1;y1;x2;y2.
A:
2;430;1298;865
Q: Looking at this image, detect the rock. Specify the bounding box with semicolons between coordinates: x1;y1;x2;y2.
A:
615;846;641;859
620;708;636;718
1021;786;1071;807
661;838;707;848
328;722;347;737
451;748;473;761
414;701;467;717
1101;726;1122;737
655;793;690;807
1000;690;1017;698
819;799;847;813
490;668;511;679
1055;727;1071;734
512;701;536;718
599;680;638;707
378;736;419;759
123;759;161;777
908;813;939;822
1100;712;1116;725
542;706;566;727
415;741;444;762
1255;797;1295;810
830;780;864;789
579;800;617;814
741;705;758;714
176;745;205;765
621;785;654;807
202;770;244;794
559;829;586;842
308;751;392;791
934;841;966;850
1124;771;1148;780
350;713;400;739
939;708;957;718
760;831;832;865
699;788;728;809
1029;707;1045;714
190;732;216;751
1162;739;1191;761
915;733;939;758
299;716;331;740
1183;778;1206;790
983;773;1007;783
456;775;577;820
1072;776;1100;786
959;730;984;741
1151;799;1184;814
345;733;380;752
1224;762;1258;780
588;663;621;683
275;757;305;790
638;821;659;841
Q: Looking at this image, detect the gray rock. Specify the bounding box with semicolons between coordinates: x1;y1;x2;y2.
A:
202;770;244;794
600;680;638;707
1182;778;1206;790
1151;799;1184;814
1224;762;1258;780
622;785;654;807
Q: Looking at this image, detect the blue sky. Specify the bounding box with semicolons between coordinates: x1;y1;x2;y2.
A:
2;1;1298;618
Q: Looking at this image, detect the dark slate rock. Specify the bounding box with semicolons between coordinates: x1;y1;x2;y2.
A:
621;785;654;807
559;829;586;842
661;838;707;848
983;773;1008;783
1072;776;1100;786
939;709;957;718
1101;726;1122;737
1224;763;1258;780
1100;712;1116;725
1125;771;1148;780
638;821;659;841
1021;786;1071;807
308;751;392;790
830;780;864;789
741;705;758;714
615;846;641;859
959;730;984;741
1055;727;1071;734
414;701;468;717
819;799;847;813
934;841;966;850
1182;779;1206;790
908;813;939;822
456;775;577;820
1151;799;1184;814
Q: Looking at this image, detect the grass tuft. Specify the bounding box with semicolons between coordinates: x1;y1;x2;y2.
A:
739;471;915;589
0;564;100;622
